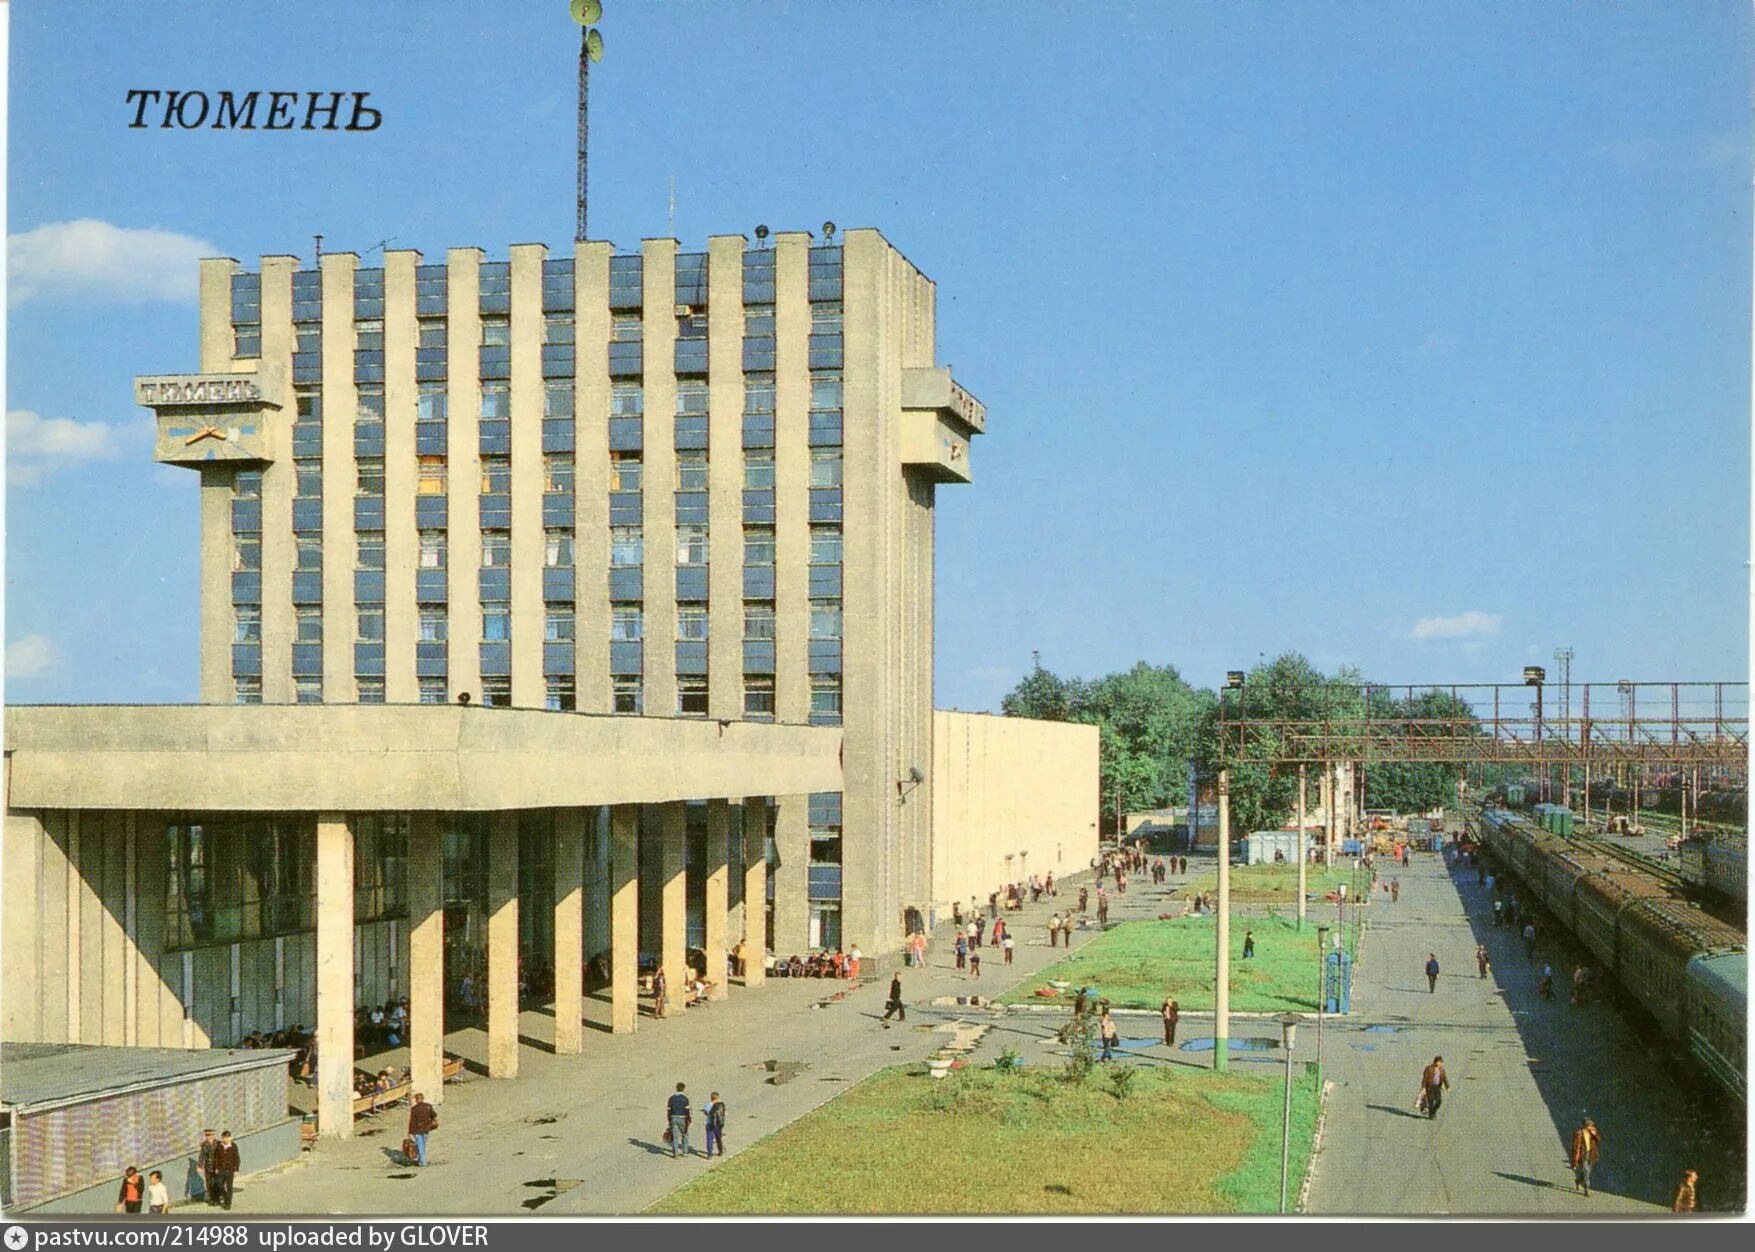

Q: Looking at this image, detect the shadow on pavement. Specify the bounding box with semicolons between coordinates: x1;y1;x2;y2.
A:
1365;1103;1428;1121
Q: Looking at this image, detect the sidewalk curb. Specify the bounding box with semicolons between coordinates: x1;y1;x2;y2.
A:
1297;1077;1335;1214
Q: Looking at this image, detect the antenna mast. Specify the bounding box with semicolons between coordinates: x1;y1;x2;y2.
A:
569;1;606;243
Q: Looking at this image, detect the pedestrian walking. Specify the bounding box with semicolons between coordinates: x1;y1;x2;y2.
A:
1672;1169;1698;1213
1099;1010;1119;1062
1078;886;1089;914
1242;929;1255;960
1161;997;1180;1047
1476;944;1490;979
1002;935;1015;965
1540;964;1555;1000
968;951;981;977
195;1128;218;1204
1523;922;1537;961
954;934;966;970
211;1132;240;1210
1571;964;1587;1006
116;1166;145;1214
1417;1056;1449;1119
967;919;981;949
1391;878;1400;904
1097;897;1109;927
1570;1117;1600;1196
653;966;669;1019
1062;919;1074;948
146;1170;170;1214
882;971;906;1021
704;1093;727;1158
406;1092;438;1167
665;1083;692;1159
1425;953;1440;993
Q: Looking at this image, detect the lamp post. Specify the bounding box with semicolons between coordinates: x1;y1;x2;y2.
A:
1315;924;1329;1076
1278;1012;1303;1214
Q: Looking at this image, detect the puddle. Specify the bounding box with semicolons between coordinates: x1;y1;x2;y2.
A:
387;1173;416;1180
1178;1036;1278;1053
521;1196;554;1211
1363;1025;1401;1034
1115;1038;1163;1052
528;1114;562;1125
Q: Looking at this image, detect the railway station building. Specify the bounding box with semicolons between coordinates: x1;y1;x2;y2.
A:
2;227;1099;1152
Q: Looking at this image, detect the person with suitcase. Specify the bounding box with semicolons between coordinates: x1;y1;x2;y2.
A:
406;1092;438;1168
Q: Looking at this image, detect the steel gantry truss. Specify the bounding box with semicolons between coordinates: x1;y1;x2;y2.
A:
1215;680;1748;770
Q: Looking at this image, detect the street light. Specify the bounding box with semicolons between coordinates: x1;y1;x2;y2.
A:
1278;1012;1303;1214
1315;925;1329;1076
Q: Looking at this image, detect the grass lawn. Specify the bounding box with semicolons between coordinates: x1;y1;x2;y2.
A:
996;914;1354;1012
650;1061;1322;1215
1187;863;1355;903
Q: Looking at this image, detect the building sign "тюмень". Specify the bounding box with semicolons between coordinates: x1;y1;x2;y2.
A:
137;375;266;406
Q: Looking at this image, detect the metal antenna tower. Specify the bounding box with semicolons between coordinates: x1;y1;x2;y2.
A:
1555;647;1574;723
569;1;605;242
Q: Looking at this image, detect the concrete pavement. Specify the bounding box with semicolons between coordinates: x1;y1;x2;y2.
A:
1305;848;1739;1215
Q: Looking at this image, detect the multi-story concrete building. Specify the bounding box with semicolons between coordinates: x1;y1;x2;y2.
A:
146;229;984;955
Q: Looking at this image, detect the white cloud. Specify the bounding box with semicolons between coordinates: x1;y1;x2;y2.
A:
1410;610;1502;641
7;218;220;306
6;634;60;681
6;409;124;486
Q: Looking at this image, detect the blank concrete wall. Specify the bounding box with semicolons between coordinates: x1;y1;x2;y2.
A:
929;712;1099;918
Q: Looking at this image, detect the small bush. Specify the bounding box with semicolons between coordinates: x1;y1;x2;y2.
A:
1062;1013;1096;1083
1106;1064;1138;1101
994;1047;1023;1073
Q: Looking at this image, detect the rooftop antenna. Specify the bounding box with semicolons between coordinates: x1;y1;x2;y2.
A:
754;224;769;248
568;0;606;242
367;236;398;257
313;233;324;262
822;221;837;241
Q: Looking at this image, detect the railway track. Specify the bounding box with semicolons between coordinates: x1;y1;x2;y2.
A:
1574;831;1686;890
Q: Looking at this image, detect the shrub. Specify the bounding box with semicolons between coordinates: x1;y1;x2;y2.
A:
994;1047;1023;1073
1106;1064;1138;1101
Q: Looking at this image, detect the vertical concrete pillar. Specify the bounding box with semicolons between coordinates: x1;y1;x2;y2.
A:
1296;765;1308;931
742;797;768;985
704;800;730;999
658;803;687;1000
408;813;445;1104
315;813;356;1138
486;812;520;1078
772;795;810;954
609;804;639;1033
554;808;586;1053
1214;771;1230;1073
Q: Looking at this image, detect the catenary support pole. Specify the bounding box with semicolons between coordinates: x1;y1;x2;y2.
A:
1296;763;1308;931
1215;769;1231;1072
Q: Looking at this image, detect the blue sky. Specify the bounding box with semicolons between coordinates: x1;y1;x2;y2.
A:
5;0;1750;710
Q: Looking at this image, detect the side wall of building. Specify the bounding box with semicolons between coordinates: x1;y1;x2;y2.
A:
929;711;1100;917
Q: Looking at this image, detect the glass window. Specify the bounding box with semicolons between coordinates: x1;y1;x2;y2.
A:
480;456;511;495
417;456;447;495
418;318;447;349
744;307;776;337
296;328;322;357
481;531;512;567
676;524;708;566
544;453;575;493
810;601;842;639
419;609;448;642
678;676;709;717
611;605;643;641
612;676;642;715
744;676;775;719
296;537;322;571
482;602;511;641
357;458;385;496
611;312;642;343
744;377;776;414
233;470;263;498
234;676;263;704
481;676;511;707
481;382;511;419
610;453;642;492
544;382;574;419
419;531;447;569
545;528;574;567
419;676;447;704
545;607;575;642
546;677;576;712
743;526;775;566
744;451;775;490
234;538;262;571
234;324;262;358
676;381;709;415
610;526;643;566
357;535;386;570
678;605;709;641
417;382;448;421
358;677;386;704
480;315;510;346
810;526;842;565
611;382;644;416
297;676;324;704
355;318;384;351
810;303;842;334
356;385;385;421
744;603;775;640
810;448;842;488
676;450;709;490
544;313;574;345
810;675;842;722
296;464;323;498
357;608;385;641
234;606;262;643
296;606;322;643
810;375;843;411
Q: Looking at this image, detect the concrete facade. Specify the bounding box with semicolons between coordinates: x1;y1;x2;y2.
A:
929;711;1100;915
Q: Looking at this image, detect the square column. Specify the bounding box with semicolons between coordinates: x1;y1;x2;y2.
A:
609;804;639;1033
741;797;768;986
772;794;810;955
658;802;687;1006
703;800;730;1000
553;807;586;1054
486;812;520;1078
315;813;356;1138
408;813;445;1103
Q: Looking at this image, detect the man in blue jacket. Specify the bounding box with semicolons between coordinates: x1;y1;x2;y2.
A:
666;1082;692;1158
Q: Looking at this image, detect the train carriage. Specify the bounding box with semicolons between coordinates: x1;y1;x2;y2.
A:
1536;851;1593;933
1686;951;1747;1106
1614;898;1741;1038
1573;869;1670;972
